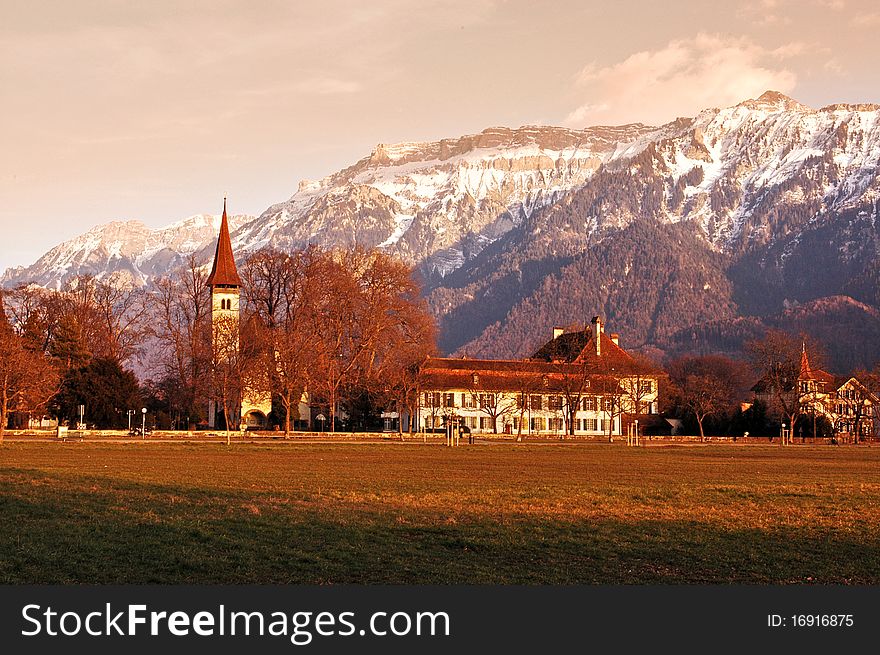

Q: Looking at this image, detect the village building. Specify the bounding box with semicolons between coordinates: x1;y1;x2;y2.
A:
411;317;659;438
752;346;877;440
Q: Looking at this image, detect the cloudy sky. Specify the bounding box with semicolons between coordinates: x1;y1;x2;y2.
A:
2;0;879;271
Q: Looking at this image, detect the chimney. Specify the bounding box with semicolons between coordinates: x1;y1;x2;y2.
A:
610;333;619;346
553;327;564;340
591;316;602;356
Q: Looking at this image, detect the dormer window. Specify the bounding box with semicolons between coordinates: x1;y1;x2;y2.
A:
472;373;479;385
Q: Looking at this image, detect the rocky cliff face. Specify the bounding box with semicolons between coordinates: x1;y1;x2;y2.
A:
232;123;657;279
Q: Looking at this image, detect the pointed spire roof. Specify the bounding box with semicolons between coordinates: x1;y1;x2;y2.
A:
207;197;242;288
799;342;814;381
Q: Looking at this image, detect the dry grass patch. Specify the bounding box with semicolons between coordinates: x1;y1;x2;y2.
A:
1;442;879;583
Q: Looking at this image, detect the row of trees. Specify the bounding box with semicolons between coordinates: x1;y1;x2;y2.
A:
0;246;436;437
0;275;147;442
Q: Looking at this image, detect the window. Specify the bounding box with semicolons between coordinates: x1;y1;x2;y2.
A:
480;416;493;430
639;380;653;395
443;393;455;408
548;395;563;410
585;418;598;431
462;393;475;408
472;373;480;385
583;396;596;411
479;393;495;409
424;392;440;407
513;417;520;430
531;417;545;432
549;417;563;431
542;376;549;388
602;397;613;411
530;395;543;411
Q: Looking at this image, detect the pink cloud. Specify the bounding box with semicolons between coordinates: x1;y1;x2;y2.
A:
564;34;799;127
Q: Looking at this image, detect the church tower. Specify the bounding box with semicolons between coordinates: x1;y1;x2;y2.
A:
207;197;242;333
206;198;271;430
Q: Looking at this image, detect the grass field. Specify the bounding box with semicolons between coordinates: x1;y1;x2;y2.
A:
1;441;879;584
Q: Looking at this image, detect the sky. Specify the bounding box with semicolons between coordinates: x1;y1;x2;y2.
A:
2;0;879;272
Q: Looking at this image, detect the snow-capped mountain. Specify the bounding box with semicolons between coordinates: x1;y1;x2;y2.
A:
1;213;252;288
431;92;880;368
4;91;880;369
232;123;656;278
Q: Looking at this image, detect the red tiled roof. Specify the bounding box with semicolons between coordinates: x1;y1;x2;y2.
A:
799;347;835;385
419;349;653;393
573;332;636;368
207;198;242;287
531;327;637;369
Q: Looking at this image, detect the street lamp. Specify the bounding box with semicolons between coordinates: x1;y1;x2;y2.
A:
781;422;787;445
141;407;147;440
127;409;135;432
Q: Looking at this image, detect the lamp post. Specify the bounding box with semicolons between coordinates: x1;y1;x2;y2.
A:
781;422;787;446
141;407;147;440
127;409;135;432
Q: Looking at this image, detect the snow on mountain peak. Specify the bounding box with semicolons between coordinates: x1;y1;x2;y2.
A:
739;90;811;113
4;93;880;291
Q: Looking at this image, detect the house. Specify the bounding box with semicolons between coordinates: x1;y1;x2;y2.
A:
753;345;877;440
411;317;659;437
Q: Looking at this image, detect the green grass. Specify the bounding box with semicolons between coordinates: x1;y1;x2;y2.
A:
1;442;879;584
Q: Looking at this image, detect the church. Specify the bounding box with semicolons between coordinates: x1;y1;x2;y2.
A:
205;199;309;431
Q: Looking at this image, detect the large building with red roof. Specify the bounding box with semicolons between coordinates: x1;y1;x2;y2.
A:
413;317;659;438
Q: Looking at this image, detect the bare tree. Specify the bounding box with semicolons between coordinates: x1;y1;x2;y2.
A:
465;384;517;434
552;363;594;437
309;248;435;433
668;355;749;441
151;255;212;427
242;248;324;436
594;373;624;442
90;275;150;366
746;330;824;444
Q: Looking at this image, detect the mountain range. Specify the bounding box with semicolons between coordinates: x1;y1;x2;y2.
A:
4;91;879;372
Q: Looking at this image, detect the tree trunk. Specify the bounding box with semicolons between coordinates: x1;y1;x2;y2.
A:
283;392;291;438
329;388;336;433
697;415;705;443
0;386;7;444
222;400;231;446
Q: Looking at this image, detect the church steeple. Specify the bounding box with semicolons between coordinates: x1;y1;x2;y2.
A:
799;342;815;380
207;197;242;288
